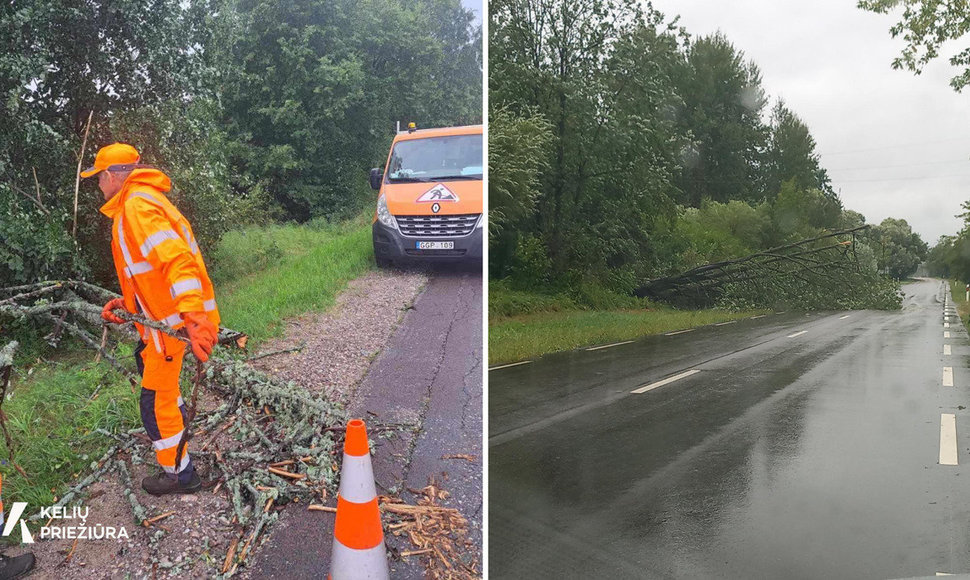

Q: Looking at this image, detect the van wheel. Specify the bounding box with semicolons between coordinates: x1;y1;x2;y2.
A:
375;255;393;268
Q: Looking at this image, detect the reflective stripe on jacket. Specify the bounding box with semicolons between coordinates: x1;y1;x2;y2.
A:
100;168;220;352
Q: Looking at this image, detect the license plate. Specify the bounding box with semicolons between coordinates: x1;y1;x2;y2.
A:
416;241;454;250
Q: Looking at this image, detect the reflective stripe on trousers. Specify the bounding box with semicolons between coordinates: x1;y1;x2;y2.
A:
135;339;194;483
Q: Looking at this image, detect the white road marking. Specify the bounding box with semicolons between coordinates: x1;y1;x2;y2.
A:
665;329;695;336
586;340;634;351
775;311;786;315
631;369;700;394
940;414;958;466
945;322;951;328
944;367;954;387
839;315;850;320
750;314;766;319
488;361;532;371
945;332;951;338
787;330;808;338
715;320;737;326
945;345;952;356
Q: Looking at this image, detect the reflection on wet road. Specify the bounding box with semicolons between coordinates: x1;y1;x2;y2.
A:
489;279;969;579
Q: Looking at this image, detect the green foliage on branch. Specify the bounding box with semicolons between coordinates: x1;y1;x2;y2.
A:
859;0;970;91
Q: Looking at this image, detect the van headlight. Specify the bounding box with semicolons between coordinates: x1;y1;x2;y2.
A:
377;194;396;228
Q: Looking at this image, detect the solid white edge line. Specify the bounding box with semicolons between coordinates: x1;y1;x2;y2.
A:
839;315;850;320
665;329;695;336
940;413;958;466
488;361;532;371
787;330;808;338
586;340;634;351
632;369;700;394
944;367;954;387
945;345;952;356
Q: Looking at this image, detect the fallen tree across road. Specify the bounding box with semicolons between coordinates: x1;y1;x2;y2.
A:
635;226;903;311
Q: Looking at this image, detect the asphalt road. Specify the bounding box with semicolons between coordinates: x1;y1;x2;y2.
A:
489;278;970;579
249;267;482;578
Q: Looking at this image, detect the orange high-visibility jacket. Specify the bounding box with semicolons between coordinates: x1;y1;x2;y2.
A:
99;168;220;354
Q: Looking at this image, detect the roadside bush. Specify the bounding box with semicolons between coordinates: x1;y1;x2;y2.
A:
507;235;553;291
0;200;86;285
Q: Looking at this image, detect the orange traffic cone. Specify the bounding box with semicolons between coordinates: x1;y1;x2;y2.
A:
328;419;390;580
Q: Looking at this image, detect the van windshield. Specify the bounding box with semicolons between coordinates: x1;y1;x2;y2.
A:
386;134;483;182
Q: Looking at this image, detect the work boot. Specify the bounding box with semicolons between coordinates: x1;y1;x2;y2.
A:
0;552;35;579
141;470;202;496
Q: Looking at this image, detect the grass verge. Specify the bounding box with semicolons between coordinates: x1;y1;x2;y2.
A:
213;214;374;344
949;279;970;327
2;342;138;511
488;282;768;364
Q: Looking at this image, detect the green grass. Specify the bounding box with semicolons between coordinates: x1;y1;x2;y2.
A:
213;214;375;343
1;342;138;511
489;307;766;365
949;279;970;328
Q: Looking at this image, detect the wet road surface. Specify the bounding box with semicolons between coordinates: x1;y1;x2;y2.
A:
489;279;970;579
249;268;482;578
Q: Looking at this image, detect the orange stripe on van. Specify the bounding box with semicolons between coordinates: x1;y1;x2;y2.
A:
334;495;384;550
344;419;369;457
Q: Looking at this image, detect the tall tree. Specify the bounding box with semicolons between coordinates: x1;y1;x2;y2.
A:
763;101;834;198
675;32;769;207
214;0;481;221
490;0;686;288
871;217;928;278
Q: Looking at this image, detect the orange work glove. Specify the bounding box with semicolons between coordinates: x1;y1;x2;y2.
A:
101;298;128;325
181;312;218;362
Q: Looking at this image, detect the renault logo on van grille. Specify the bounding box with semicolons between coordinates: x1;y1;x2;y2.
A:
416;184;459;203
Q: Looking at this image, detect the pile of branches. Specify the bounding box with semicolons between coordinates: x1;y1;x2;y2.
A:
637;226;903;311
1;280;348;576
382;477;480;579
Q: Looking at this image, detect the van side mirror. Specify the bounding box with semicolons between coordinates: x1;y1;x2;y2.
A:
369;168;383;191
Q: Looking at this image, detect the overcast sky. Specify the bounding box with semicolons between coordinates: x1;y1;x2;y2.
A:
651;0;970;245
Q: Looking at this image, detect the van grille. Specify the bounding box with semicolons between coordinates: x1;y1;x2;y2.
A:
395;214;480;237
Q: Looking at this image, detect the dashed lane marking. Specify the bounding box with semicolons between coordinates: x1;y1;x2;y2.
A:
631;369;700;394
586;340;634;352
715;320;737;326
665;329;695;336
945;345;952;356
750;314;767;319
945;322;951;328
945;332;951;338
787;330;808;338
839;315;850;320
940;414;958;466
488;361;532;371
944;367;954;387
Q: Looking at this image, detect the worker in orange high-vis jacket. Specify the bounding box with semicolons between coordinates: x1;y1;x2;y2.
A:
83;143;220;496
